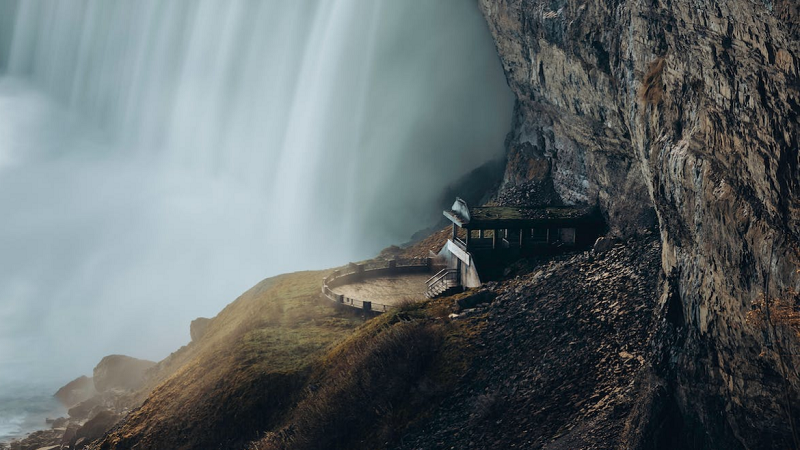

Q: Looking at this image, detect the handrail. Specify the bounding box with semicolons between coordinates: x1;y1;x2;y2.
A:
425;268;460;298
426;267;454;285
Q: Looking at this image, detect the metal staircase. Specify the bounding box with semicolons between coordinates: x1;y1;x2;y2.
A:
425;268;461;298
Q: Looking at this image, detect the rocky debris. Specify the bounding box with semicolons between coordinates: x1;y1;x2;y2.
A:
54;377;96;408
493;179;562;208
5;354;152;450
399;235;662;449
5;395;121;450
399;227;452;260
92;355;155;393
3;428;62;450
190;317;211;342
592;236;617;254
454;288;496;311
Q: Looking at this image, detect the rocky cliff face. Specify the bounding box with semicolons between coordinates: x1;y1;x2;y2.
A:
479;0;800;447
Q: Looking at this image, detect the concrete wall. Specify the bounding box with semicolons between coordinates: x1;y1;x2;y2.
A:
438;240;482;288
321;258;434;313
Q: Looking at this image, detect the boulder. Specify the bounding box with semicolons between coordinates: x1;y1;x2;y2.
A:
93;355;155;393
60;424;79;448
68;395;103;421
592;236;616;254
190;317;211;343
455;289;496;310
72;410;119;449
54;375;97;408
48;417;68;429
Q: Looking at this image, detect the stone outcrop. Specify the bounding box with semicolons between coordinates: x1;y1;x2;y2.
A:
190;317;211;343
6;354;158;450
479;0;799;447
92;355;155;393
54;376;96;408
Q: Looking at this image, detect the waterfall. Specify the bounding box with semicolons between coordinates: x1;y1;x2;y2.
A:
0;0;513;398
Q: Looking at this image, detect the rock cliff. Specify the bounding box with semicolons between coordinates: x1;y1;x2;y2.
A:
479;0;800;447
92;355;155;393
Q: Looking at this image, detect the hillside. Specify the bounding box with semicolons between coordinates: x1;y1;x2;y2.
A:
92;271;365;450
85;230;669;450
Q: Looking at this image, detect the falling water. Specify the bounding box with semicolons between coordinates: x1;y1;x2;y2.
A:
0;0;513;440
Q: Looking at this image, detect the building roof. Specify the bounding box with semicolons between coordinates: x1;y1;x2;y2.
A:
443;198;600;229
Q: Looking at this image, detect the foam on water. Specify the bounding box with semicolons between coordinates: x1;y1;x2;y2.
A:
0;377;66;443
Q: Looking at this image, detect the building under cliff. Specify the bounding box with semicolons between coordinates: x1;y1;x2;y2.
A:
426;198;603;297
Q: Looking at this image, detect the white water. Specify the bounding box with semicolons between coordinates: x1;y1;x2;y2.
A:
0;0;513;440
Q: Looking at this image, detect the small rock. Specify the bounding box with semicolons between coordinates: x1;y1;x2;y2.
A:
593;236;616;254
619;351;635;360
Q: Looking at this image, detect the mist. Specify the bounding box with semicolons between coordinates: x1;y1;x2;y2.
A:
0;0;513;395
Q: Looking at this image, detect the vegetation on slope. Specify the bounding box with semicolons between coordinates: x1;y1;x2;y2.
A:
88;227;668;450
93;271;364;450
252;299;475;450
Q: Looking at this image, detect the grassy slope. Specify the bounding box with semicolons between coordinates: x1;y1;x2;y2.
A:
252;299;476;450
90;227;664;450
94;271;365;450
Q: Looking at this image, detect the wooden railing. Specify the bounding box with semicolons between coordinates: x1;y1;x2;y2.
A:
425;268;460;298
321;257;436;313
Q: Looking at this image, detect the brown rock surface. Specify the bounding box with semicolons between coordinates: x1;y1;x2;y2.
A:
397;236;663;449
72;411;119;449
190;317;211;343
479;0;800;447
54;376;96;408
92;355;155;393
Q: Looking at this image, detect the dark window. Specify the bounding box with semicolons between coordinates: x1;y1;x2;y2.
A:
530;228;548;243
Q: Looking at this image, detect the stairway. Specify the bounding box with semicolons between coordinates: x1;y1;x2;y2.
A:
425;268;461;298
